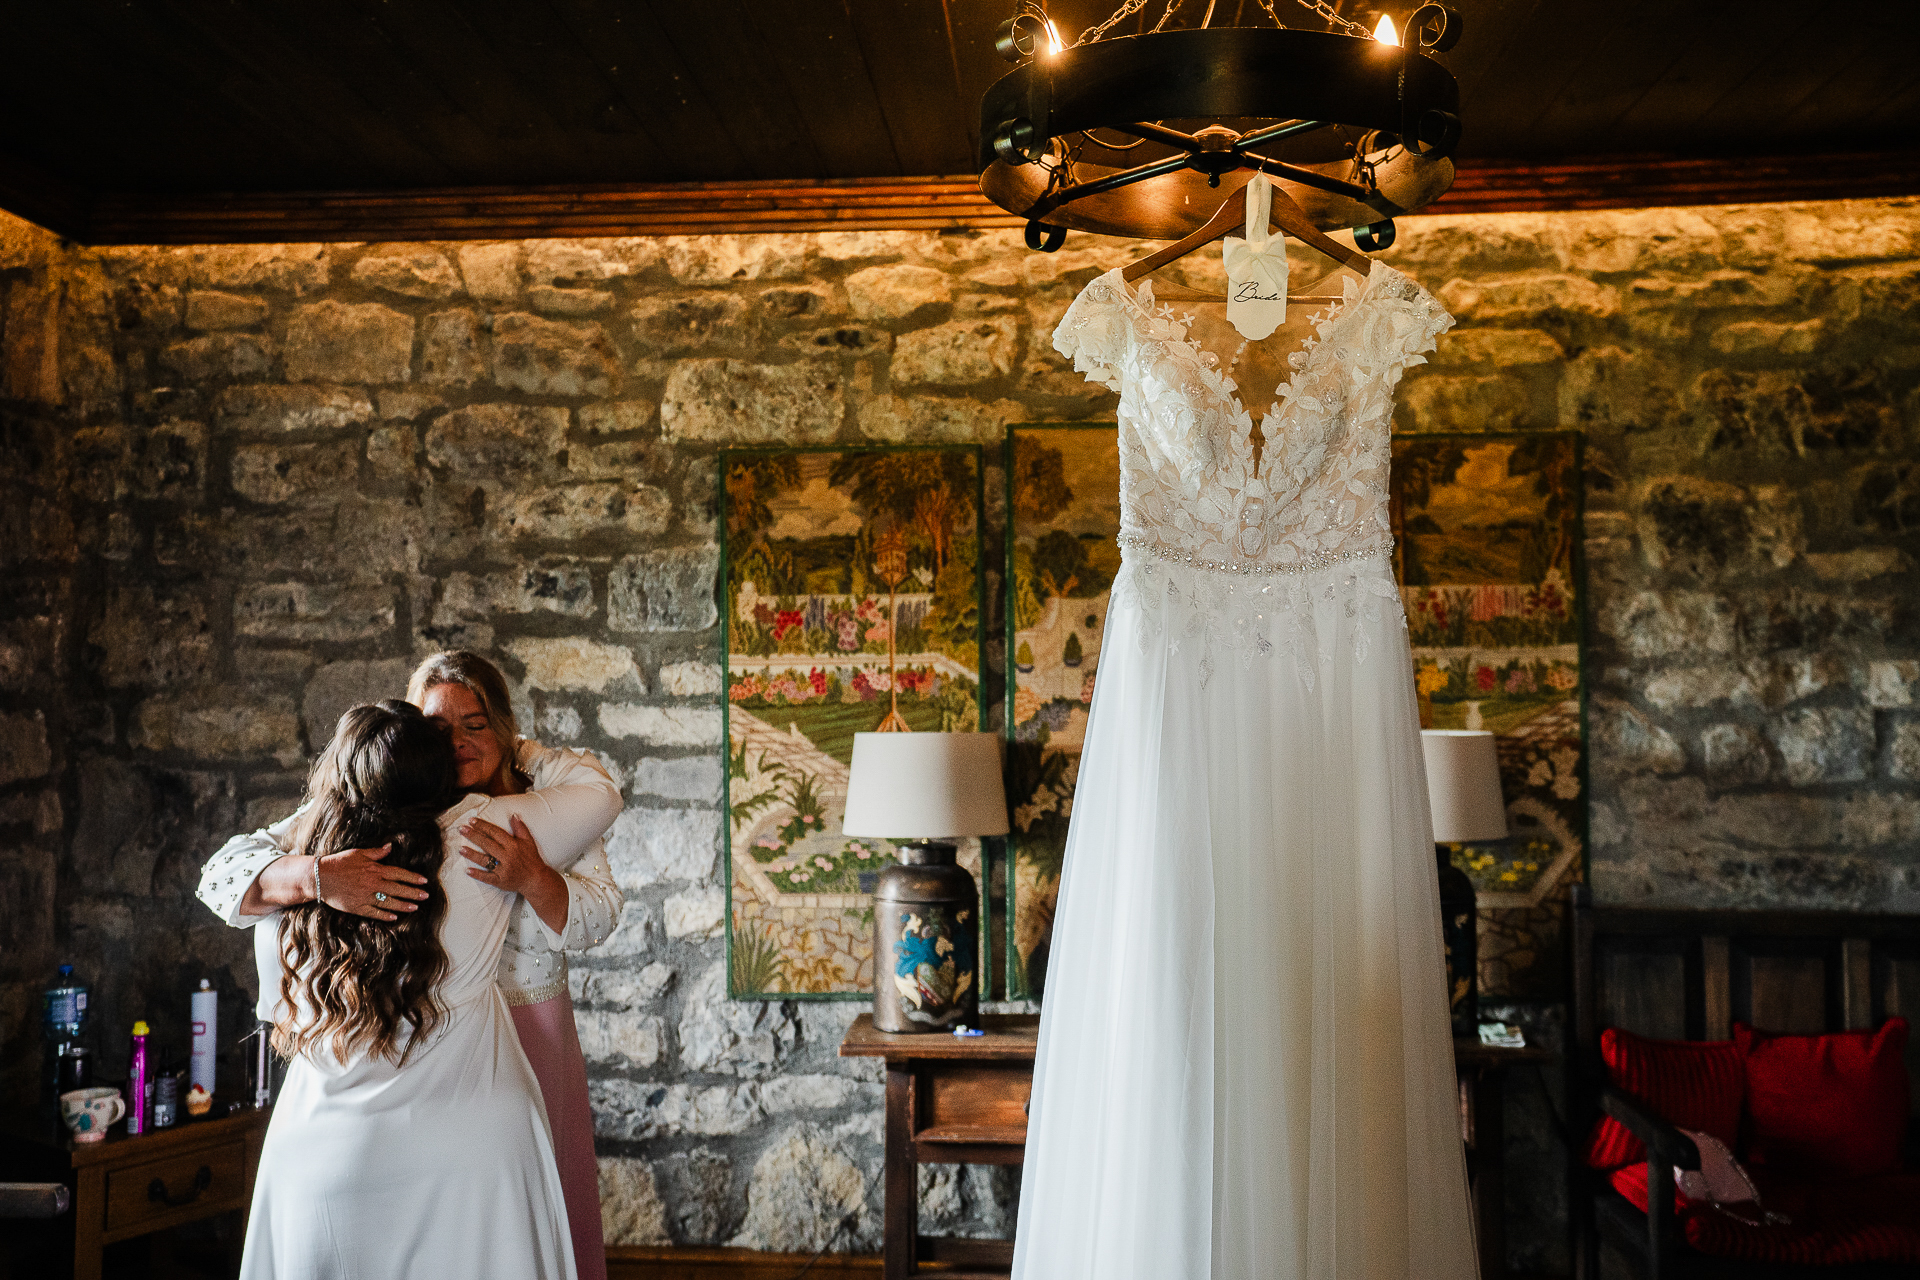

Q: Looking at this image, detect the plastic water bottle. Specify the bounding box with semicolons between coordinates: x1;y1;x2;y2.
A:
42;964;88;1101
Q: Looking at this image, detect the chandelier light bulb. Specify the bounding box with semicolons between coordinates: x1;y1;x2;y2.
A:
1374;13;1400;45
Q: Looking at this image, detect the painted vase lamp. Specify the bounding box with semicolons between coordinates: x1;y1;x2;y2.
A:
843;731;1009;1034
1420;729;1509;1038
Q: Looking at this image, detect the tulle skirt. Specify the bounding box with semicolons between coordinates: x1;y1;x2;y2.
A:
1013;551;1477;1280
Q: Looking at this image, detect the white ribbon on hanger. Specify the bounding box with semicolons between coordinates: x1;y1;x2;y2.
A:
1222;173;1289;340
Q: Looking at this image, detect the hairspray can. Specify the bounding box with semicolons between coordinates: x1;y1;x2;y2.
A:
127;1021;151;1135
190;980;217;1097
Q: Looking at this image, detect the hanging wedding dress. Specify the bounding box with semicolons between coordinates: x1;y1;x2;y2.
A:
1013;233;1478;1279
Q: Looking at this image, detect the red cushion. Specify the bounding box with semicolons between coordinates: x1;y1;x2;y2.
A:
1584;1028;1745;1170
1608;1165;1920;1265
1736;1017;1911;1180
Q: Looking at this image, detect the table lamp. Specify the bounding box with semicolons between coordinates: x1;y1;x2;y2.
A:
1420;730;1508;1037
843;732;1009;1034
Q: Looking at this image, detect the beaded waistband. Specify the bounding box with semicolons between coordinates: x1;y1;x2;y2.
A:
1118;531;1392;577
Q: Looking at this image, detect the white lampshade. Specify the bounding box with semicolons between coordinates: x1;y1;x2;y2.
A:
842;732;1010;840
1420;730;1509;843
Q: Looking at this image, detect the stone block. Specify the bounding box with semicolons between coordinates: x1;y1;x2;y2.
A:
1770;707;1874;786
782;325;891;358
160;333;274;381
857;394;1021;443
366;426;416;480
1590;698;1686;775
1804;548;1914;581
761;1074;873;1114
492;480;672;541
658;661;723;696
654;1148;733;1245
526;239;659;284
631;295;751;355
1437;274;1619;322
130;689;301;764
230;439;361;504
215;384;374;435
424;403;568;476
538;705;583;740
890;318;1019;386
632;757;724;804
679;962;795;1072
578;400;658;435
845;264;951;320
0;710;52;785
814;230;918;262
88;584;213;688
350;249;462;300
170;243;330;295
285;301;414;384
729;1124;868;1253
609;546;720;632
526;285;614;316
185;290;268;331
419;308;487;385
664;887;726;939
0;615;63;695
491;312;621;397
71;758;242;896
598;1157;671;1247
576;1009;664;1067
506;637;640;693
1429;328;1564;367
599;704;722;746
599;903;655;957
456;242;521;303
756;287;836;327
157;498;424;582
607;807;718;886
661;359;845;443
127;420;209;500
376;389;444;421
1634;476;1802;577
441;565;595;620
235;582;397;643
1597;590;1736;659
1864;660;1919;708
1890;722;1920;782
1699;723;1771;784
662;234;809;284
1397;374;1530;432
302;658;415;750
591;1079;765;1140
1710;319;1823;358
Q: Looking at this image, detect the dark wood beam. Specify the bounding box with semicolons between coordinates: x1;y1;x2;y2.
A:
27;150;1920;246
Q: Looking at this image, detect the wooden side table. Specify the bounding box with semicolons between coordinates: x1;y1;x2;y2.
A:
1;1104;270;1280
1455;1039;1556;1280
840;1013;1036;1280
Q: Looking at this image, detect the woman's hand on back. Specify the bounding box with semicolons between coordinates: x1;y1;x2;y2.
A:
456;815;571;933
317;845;433;923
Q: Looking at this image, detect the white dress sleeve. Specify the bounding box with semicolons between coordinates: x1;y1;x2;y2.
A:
196;807;303;927
1052;272;1130;393
508;739;625;953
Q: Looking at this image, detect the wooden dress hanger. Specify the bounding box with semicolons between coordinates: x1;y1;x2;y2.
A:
1121;179;1374;289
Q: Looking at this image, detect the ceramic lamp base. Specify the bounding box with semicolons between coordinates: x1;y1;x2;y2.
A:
872;842;980;1034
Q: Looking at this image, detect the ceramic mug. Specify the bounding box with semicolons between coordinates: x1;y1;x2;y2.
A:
59;1086;125;1143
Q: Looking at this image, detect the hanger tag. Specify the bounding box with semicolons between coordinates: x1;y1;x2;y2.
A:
1223;174;1288;340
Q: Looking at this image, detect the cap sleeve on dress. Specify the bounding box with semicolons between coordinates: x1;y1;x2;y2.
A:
1052;275;1129;394
1370;267;1455;375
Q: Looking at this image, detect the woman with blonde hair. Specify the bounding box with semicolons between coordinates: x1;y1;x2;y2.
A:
239;698;620;1278
200;651;622;1278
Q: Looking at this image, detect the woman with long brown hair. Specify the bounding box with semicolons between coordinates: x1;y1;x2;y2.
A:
239;699;620;1279
200;651;622;1279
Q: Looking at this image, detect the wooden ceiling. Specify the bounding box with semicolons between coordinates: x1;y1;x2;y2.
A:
3;0;1917;243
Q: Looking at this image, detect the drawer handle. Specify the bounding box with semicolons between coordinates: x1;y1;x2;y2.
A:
148;1165;212;1208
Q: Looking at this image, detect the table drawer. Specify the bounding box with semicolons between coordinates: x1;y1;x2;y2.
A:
105;1140;247;1234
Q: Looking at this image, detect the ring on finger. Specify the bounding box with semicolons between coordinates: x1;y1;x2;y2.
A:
373;891;388;903
483;854;500;872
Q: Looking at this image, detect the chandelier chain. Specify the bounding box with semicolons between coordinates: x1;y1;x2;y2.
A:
1258;0;1371;37
1076;0;1373;45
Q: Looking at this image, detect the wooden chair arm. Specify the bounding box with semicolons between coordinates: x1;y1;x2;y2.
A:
1601;1089;1698;1280
1601;1088;1700;1170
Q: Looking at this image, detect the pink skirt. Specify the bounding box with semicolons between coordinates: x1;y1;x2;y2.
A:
511;993;607;1280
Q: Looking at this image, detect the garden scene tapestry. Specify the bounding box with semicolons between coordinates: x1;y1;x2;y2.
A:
1004;424;1121;998
722;447;985;999
1391;431;1587;999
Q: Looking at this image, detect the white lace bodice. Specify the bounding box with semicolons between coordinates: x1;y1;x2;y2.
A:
1053;263;1452;685
1056;264;1451;575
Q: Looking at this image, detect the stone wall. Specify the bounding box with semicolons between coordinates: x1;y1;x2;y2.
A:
1;195;1915;1268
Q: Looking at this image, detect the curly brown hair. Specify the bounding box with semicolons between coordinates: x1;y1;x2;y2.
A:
274;700;458;1066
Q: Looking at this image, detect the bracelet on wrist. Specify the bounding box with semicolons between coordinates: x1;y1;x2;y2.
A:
311;853;323;905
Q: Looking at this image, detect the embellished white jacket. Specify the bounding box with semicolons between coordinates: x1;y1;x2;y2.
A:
195;740;623;1006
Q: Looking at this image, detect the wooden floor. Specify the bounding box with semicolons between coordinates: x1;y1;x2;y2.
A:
608;1247;884;1280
